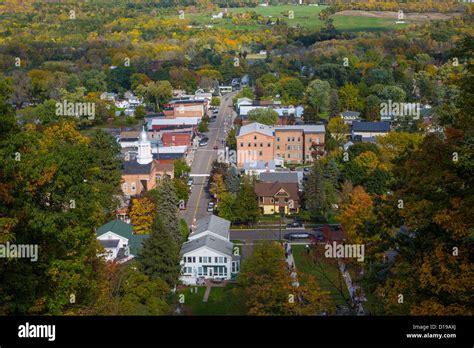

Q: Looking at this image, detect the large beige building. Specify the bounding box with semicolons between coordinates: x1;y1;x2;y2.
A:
236;123;325;168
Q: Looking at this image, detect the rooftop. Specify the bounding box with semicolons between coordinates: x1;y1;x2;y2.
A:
189;215;231;241
352;121;390;133
181;234;233;256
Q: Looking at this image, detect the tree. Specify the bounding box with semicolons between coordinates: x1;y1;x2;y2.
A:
338;185;374;244
306;79;330;117
226;127;237;150
327;116;348;147
95;263;171;315
323;157;340;187
211;96;220;107
134;105;146;120
277;77;304;105
225;165;240;193
235;175;260;225
152;177;182;245
247;108;278;125
138;217;181;287
130;197;156;234
217;192;237;222
339;82;363;111
234;242;331;315
379;85;406;102
329;89;340;117
173;159;191;178
135;80;172;111
304;160;327;221
209;173;226;204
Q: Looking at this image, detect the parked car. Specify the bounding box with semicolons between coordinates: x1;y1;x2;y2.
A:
199;137;209;146
187;178;193;186
207;201;215;212
284;232;310;240
286;221;304;229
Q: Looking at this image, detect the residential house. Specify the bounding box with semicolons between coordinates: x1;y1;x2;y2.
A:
243;160;276;176
180;215;240;285
96;219;149;263
352;121;391;141
259;171;303;190
254;182;300;215
341;110;361;124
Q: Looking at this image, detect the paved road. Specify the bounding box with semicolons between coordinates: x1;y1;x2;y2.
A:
230;228;316;241
180;91;238;226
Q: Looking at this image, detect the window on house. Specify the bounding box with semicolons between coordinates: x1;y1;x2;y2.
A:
287;137;290;142
316;138;320;144
259;151;262;156
254;143;257;147
277;145;280;150
292;137;295;142
297;137;300;142
297;146;301;150
123;183;128;192
198;267;203;276
240;143;244;147
267;143;271;147
254;135;257;140
277;137;280;142
131;182;136;192
248;143;251;147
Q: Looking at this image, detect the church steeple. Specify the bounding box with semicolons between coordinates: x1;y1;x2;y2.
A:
137;126;153;165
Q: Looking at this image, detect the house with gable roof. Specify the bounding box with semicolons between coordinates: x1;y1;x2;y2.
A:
96;219;149;263
180;215;240;285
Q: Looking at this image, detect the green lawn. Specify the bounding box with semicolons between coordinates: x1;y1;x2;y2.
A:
292;245;350;308
178;284;244;315
171;5;407;32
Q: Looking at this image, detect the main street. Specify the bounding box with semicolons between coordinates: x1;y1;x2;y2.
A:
180;90;238;227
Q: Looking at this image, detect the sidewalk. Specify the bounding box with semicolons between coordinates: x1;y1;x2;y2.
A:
284;243;299;288
337;260;366;315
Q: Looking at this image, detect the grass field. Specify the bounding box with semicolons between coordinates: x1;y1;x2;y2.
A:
177;5;407;32
178;284;244;315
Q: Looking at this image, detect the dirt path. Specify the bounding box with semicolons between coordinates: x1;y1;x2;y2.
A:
334;10;462;22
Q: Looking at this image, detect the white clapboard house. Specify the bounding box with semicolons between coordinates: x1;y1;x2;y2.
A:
180;215;240;285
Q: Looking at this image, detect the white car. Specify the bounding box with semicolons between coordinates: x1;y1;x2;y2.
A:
207;202;215;212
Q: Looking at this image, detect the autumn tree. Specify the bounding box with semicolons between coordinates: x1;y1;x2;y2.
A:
130;197;156;235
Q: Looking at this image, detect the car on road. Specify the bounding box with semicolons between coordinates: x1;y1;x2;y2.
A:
207;201;215;212
286;221;304;229
187;178;193;186
199;137;209;146
213;145;218;150
310;231;325;242
284;232;310;241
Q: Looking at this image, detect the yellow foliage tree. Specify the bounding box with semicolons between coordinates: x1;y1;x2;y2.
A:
130;197;156;235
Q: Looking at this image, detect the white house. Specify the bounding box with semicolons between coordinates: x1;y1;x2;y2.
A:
96;219;149;264
180;215;240;285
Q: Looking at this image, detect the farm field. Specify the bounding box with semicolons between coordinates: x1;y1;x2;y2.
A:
171;5;409;31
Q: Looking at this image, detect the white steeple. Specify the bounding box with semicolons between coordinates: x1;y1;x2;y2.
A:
137;126;153;165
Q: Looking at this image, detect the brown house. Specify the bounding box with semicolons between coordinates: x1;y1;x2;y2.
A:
254;182;300;215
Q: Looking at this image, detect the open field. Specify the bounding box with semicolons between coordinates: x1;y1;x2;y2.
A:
178;285;244;315
176;5;415;31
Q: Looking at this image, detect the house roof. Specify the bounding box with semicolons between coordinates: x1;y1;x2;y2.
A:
237;122;274;137
189;215;230;240
341;110;361;118
254;182;299;200
96;219;149;256
180;234;233;256
122;161;153;175
274;125;325;133
244;160;276;171
352;121;390;133
259;172;299;184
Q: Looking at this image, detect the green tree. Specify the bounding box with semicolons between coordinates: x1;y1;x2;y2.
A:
306;79;330;117
329;89;340;117
304;160;327;221
235;175;260;225
138;217;181;287
247;108;278;125
339;82;363;111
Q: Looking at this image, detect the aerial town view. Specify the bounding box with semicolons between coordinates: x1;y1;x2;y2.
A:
0;0;472;346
